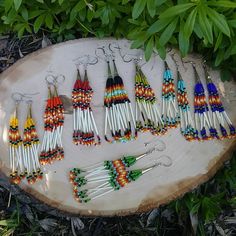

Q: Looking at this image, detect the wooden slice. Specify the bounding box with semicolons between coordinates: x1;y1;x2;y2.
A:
0;39;235;216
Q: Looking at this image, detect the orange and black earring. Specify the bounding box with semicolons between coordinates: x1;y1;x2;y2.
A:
22;100;43;183
40;74;65;165
9;94;24;184
72;56;101;146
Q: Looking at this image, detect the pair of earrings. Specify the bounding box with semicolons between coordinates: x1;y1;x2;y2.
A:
193;63;236;140
69;140;171;203
96;45;136;144
121;50;179;136
9;93;43;185
72;56;101;146
39;74;65;165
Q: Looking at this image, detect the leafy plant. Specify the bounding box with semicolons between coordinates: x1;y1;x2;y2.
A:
0;0;236;79
169;152;236;235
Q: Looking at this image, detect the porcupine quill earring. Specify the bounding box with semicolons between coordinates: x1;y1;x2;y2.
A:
97;45;135;143
123;53;165;136
72;55;101;146
39;74;65;165
23;99;43;183
9;93;24;184
171;56;198;141
192;63;215;140
204;64;236;139
161;55;180;129
69;144;171;203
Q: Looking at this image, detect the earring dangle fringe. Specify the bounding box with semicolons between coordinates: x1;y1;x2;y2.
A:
9;102;24;184
161;61;180;129
177;71;199;141
135;64;166;136
104;59;136;143
205;68;236;139
192;65;215;140
40;83;65;165
22;102;43;183
69;149;171;203
72;68;101;146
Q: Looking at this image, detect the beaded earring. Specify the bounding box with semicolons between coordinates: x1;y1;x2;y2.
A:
97;45;136;143
161;57;180;129
23;100;43;183
72;56;101;146
192;63;216;140
69;146;171;203
39;74;65;165
170;56;198;141
9;93;24;184
204;64;236;139
134;59;166;136
177;70;199;141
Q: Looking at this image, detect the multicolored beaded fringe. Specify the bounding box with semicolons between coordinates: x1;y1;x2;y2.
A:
72;69;100;146
205;69;236;139
161;61;179;128
22;104;43;183
9;103;42;184
9;106;24;184
104;60;136;143
193;65;215;140
177;71;198;141
135;65;166;135
69;151;153;203
39;84;65;165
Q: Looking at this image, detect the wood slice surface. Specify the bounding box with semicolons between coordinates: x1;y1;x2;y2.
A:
0;38;235;216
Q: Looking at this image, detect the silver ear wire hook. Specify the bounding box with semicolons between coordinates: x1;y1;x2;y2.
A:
45;74;57;86
154;155;172;167
73;55;98;69
55;74;65;85
108;42;121;56
144;138;166;152
95;46;111;62
11;92;24;104
141;155;172;174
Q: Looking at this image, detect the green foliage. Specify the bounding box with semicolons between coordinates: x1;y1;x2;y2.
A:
0;0;236;77
169;153;236;234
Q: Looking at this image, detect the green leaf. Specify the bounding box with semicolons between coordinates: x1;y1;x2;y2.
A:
148;17;172;35
208;1;236;8
145;37;154;61
34;15;45;33
155;0;167;6
29;10;46;19
70;1;86;20
207;8;230;37
183;8;197;39
87;9;94;22
17;25;25;38
59;0;64;5
36;0;44;2
5;0;13;12
159;3;195;19
45;14;53;29
132;0;147;19
228;19;236;28
214;32;222;52
179;20;189;56
159;18;178;46
21;6;28;21
14;0;22;11
215;49;224;66
198;5;213;44
231;44;236;55
147;0;156;18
